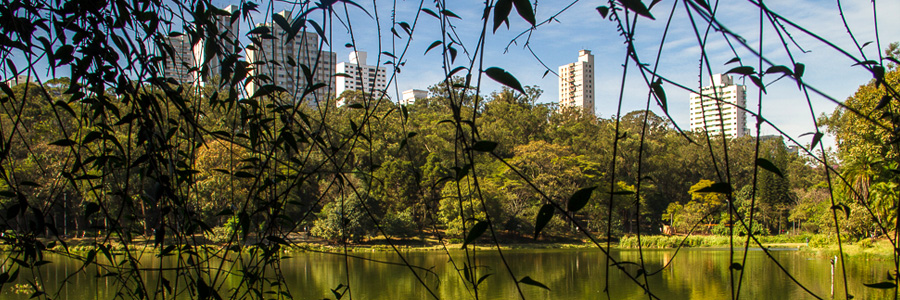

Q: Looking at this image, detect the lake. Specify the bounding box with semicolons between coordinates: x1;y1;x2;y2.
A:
1;247;895;299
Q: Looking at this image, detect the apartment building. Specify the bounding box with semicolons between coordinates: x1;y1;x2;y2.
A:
161;5;239;84
245;10;336;101
401;89;427;105
689;74;749;138
335;51;388;105
558;50;595;114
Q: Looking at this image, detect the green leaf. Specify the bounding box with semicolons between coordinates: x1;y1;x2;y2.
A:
651;78;667;113
424;40;442;55
609;191;635;195
512;0;536;26
440;9;461;19
421;8;440;19
696;182;732;194
730;263;743;270
831;203;851;218
755;158;784;177
534;204;554;239
567;186;597;212
875;95;892;110
765;65;793;76
726;66;755;76
49;139;77;146
810;132;824;149
750;75;766;94
618;0;655;20
462;220;489;248
272;13;291;32
476;273;493;286
596;6;609;18
347;103;365;109
84;202;100;219
725;57;741;65
484;67;525;94
863;281;897;289
793;63;805;78
266;236;290;245
472;141;498;152
519;276;551;290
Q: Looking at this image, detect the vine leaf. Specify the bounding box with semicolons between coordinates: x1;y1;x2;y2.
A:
875;95;892;110
84;202;100;219
519;276;551;290
810;132;824;149
651;78;667;113
494;0;512;32
484;67;525;94
726;66;755;76
618;0;655;20
534;204;554;239
512;0;536;26
696;182;732;194
830;203;851;218
462;220;489;248
471;141;498;152
567;186;597;212
596;6;609;19
755;158;784;178
425;40;442;55
863;281;897;289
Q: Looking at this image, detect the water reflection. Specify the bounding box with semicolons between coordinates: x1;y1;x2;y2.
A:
2;248;895;299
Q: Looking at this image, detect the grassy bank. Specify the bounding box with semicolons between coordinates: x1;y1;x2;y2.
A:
618;234;811;249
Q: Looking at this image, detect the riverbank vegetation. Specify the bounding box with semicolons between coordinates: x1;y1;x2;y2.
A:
0;0;898;299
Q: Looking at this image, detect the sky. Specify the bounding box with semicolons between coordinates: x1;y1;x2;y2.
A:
204;0;898;151
13;0;900;150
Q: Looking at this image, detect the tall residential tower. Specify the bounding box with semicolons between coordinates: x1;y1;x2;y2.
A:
689;74;749;138
161;5;239;84
558;50;595;114
335;51;388;104
246;10;337;101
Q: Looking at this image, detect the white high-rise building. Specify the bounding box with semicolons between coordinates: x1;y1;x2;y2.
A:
401;89;427;105
689;74;749;138
558;50;595;114
335;51;388;104
246;10;337;101
162;5;239;84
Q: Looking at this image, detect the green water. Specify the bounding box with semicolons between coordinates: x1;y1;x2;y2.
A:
1;248;895;299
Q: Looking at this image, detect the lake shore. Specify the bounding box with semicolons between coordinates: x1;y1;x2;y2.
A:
24;233;896;261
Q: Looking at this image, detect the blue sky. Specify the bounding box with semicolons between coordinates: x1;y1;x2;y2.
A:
207;0;898;150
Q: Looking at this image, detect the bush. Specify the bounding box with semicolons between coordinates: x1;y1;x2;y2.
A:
381;208;417;238
208;215;242;244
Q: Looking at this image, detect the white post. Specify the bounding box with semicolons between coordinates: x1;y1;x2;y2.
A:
830;256;836;298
